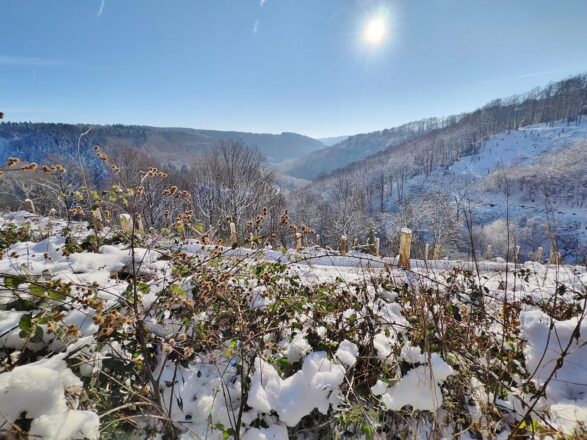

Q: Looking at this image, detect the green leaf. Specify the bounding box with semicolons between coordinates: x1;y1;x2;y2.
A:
29;284;47;298
18;313;33;334
29;283;66;301
37;315;53;325
48;289;66;301
4;275;26;289
170;284;186;296
31;326;44;343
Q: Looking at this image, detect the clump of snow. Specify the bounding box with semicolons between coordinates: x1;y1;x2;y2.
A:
286;332;312;362
30;411;100;440
0;356;99;439
380;353;454;411
373;332;398;364
335;340;359;367
248;352;347;426
520;308;587;433
370;379;388;396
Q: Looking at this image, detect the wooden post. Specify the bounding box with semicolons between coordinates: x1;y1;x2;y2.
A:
120;213;133;234
485;245;493;260
424;243;429;262
92;208;104;232
548;248;558;265
514;245;520;263
527;251;534;262
229;222;237;247
134;213;144;235
399;228;412;269
432;244;441;260
339;235;348;256
315;234;320;247
375;237;381;257
295;233;302;252
535;247;543;263
24;198;35;214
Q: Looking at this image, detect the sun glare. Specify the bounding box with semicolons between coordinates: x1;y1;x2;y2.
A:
363;15;387;46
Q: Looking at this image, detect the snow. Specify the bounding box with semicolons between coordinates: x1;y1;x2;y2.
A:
380;354;454;411
0;355;99;439
519;308;587;433
370;379;388;396
242;424;289;440
450;119;587;178
1;211;587;437
286;332;312;362
30;411;100;440
248;353;347;426
334;340;359;367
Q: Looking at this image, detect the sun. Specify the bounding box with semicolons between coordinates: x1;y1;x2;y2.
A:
363;15;387;46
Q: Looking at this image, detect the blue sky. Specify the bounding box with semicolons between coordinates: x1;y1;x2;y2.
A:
1;0;587;138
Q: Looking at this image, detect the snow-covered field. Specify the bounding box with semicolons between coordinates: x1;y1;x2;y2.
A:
1;211;586;439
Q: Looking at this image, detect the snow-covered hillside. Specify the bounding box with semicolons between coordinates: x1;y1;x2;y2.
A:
1;212;586;439
394;120;587;263
450;119;587;177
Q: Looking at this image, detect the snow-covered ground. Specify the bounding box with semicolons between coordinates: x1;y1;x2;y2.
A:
1;212;586;439
450;119;587;177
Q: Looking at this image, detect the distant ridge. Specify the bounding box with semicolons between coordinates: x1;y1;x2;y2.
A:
0;122;326;166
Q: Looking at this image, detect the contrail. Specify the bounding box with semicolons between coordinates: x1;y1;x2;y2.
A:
97;0;105;17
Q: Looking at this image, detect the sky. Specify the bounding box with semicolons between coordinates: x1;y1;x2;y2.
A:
1;0;587;138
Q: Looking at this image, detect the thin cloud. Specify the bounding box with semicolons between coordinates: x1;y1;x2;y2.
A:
260;0;267;6
479;67;585;84
3;108;62;113
252;20;259;34
0;56;67;67
97;0;105;17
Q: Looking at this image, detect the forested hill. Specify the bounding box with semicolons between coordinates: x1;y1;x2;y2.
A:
301;75;587;190
288;74;587;262
0;123;325;167
279;118;444;180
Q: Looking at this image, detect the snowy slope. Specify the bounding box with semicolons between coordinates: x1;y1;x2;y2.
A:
450;119;587;177
400;119;587;262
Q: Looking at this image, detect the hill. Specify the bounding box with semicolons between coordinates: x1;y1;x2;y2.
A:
288;74;587;262
317;135;349;146
0;123;325;168
279;118;442;180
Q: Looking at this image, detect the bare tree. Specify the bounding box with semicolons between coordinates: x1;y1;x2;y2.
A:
190;140;281;240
